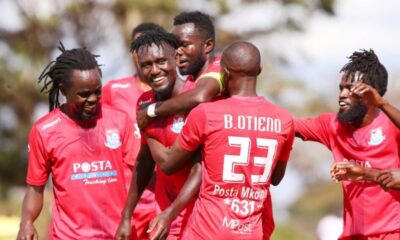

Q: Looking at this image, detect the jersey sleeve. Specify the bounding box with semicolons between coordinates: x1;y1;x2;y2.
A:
294;113;332;147
178;105;207;151
26;126;51;186
121;113;137;167
279;118;295;163
197;72;224;93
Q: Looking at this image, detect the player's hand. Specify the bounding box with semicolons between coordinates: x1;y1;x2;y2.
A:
331;161;365;182
350;82;386;107
115;218;131;240
137;108;152;130
147;210;173;240
17;222;38;240
377;169;400;191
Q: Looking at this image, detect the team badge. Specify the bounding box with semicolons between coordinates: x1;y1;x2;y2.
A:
105;129;122;149
171;115;185;134
368;127;385;146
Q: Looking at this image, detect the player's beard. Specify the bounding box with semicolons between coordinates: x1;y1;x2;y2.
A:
337;102;368;125
179;57;205;76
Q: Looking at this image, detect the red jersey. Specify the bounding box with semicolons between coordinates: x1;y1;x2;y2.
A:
102;76;155;239
295;112;400;238
103;76;144;158
27;106;136;240
138;79;196;237
178;96;295;239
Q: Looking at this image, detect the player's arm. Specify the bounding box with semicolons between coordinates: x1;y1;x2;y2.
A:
137;77;220;129
351;82;400;129
377;169;400;191
146;104;204;174
148;153;202;240
17;185;45;240
146;137;194;175
331;161;381;183
270;160;287;186
116;144;156;240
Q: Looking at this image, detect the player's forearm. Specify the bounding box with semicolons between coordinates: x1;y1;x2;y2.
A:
154;91;205;117
165;162;201;220
20;185;44;225
146;137;171;171
379;100;400;130
363;167;381;183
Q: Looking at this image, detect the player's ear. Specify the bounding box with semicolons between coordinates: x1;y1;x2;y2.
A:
258;65;262;75
204;38;214;55
59;83;67;96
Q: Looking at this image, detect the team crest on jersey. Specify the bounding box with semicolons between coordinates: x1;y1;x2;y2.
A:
368;127;385;146
105;129;122;149
171;115;185;133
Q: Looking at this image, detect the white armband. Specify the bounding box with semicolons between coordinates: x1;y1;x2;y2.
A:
147;103;157;118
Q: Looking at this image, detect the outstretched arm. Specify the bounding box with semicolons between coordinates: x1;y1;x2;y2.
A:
137;77;220;129
351;82;400;129
17;185;45;240
116;144;156;240
147;154;202;240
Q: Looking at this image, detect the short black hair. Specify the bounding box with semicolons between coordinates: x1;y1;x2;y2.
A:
38;42;101;111
173;11;215;41
131;22;165;40
340;49;388;96
130;31;179;53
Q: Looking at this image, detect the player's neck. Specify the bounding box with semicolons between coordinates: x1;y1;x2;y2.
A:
360;107;380;128
135;76;151;91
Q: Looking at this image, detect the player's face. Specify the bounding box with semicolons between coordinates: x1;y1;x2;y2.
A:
172;23;207;76
337;71;367;123
137;42;176;99
62;69;102;120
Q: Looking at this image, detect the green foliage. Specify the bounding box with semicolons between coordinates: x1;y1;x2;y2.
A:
0;150;27;198
272;224;316;240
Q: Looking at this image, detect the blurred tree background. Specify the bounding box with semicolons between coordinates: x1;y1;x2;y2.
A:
0;0;354;239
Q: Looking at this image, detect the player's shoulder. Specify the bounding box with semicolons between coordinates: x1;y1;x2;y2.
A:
101;104;129;118
32;109;64;135
103;75;136;89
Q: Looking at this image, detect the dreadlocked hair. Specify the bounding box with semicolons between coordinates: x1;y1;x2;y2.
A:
130;31;179;54
173;11;215;42
340;49;388;96
38;42;102;111
131;22;166;40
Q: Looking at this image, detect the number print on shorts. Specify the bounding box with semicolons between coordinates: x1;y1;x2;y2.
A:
223;136;277;184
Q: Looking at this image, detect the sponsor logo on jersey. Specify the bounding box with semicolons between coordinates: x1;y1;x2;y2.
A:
368;127;385;146
171;115;185;133
41;117;61;131
70;160;118;184
104;129;122;149
111;83;131;89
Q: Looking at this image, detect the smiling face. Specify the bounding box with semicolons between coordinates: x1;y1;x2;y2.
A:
171;23;208;76
137;42;177;100
61;69;102;121
337;71;368;124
